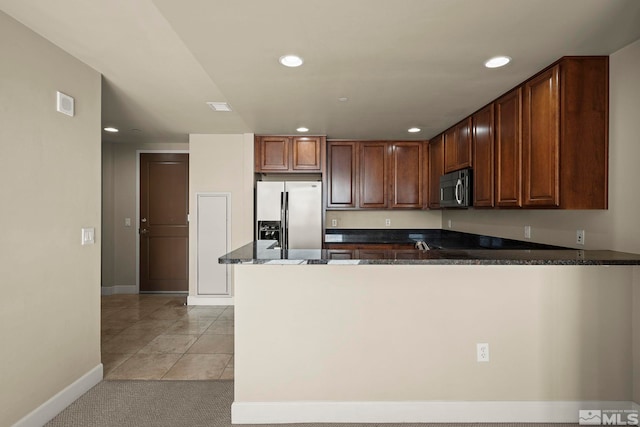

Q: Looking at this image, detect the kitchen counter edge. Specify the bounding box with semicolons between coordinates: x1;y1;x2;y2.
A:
219;241;640;266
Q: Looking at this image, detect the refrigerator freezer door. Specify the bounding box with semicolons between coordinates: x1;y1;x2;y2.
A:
256;181;285;221
285;181;322;249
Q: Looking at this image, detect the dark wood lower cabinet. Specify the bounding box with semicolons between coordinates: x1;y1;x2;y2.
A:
325;243;422;259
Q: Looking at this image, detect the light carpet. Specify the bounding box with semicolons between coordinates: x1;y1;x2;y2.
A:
45;380;579;427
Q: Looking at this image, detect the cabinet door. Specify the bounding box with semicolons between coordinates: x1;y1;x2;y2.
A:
523;65;560;207
327;142;357;208
358;249;389;260
292;136;322;171
390;142;423;208
472;104;494;207
428;135;444;209
326;249;356;260
256;136;290;171
495;88;522;207
444;119;472;173
359;142;389;208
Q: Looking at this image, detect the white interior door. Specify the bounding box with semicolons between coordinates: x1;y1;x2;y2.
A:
197;193;231;296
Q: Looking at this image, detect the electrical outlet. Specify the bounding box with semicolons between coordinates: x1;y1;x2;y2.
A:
385;218;391;227
524;225;531;239
477;343;490;362
331;219;338;227
576;229;585;245
447;219;452;229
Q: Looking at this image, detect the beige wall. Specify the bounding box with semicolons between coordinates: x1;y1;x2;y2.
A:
326;209;441;229
0;11;102;426
101;141;188;289
236;264;633;403
188;134;254;297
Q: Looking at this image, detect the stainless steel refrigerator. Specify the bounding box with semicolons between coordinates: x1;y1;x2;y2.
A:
256;181;322;249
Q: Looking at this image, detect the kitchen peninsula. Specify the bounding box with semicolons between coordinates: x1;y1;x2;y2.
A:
220;231;640;424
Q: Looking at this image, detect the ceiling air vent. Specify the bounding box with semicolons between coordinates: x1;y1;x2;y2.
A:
206;102;232;112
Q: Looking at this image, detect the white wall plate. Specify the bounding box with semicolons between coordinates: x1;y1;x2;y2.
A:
56;91;74;116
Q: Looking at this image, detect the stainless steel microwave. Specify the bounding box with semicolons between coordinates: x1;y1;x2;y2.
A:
439;168;472;208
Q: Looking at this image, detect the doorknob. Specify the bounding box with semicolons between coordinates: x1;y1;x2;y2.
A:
141;218;147;223
139;228;149;235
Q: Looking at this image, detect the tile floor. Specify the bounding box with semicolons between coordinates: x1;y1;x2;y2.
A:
101;294;234;380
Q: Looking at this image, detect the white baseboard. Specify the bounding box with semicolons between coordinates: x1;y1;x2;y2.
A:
231;400;636;424
101;285;137;296
187;295;234;306
13;364;103;427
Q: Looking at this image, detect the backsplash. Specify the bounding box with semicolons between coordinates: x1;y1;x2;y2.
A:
325;210;441;229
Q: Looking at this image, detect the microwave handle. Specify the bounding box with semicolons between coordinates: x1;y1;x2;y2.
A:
455;178;463;205
440;188;444;201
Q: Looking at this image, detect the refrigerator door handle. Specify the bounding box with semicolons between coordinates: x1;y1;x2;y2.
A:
284;191;289;249
280;192;286;248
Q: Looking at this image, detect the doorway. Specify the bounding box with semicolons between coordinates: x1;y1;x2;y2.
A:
139;153;189;293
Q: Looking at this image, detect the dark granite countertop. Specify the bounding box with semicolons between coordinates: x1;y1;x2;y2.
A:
324;228;565;250
219;240;640;266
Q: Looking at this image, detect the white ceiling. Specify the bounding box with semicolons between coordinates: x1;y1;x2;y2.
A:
1;0;640;143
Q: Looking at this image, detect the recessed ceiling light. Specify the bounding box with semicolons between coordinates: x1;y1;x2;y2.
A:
484;56;512;69
408;127;421;133
296;127;309;133
279;55;304;67
104;127;119;133
338;97;348;102
206;102;232;112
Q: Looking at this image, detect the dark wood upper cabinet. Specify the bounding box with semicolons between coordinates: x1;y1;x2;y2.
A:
256;136;289;171
326;140;427;210
390;142;423;208
428;134;444;209
327;141;357;208
255;135;325;173
521;57;608;209
444;118;472;173
359;142;389;209
472;104;495;207
495;88;522;207
292;136;322;171
557;57;608;209
522;65;560;207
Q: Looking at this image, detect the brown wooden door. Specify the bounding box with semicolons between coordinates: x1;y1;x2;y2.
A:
523;65;560;207
472;104;495;207
256;136;289;171
327;141;357;208
390;142;423;208
292;136;322;171
140;153;189;292
495;88;523;207
428;135;444;209
359;142;389;208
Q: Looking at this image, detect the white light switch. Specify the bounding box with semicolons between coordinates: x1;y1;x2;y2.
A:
81;227;95;245
125;217;131;227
